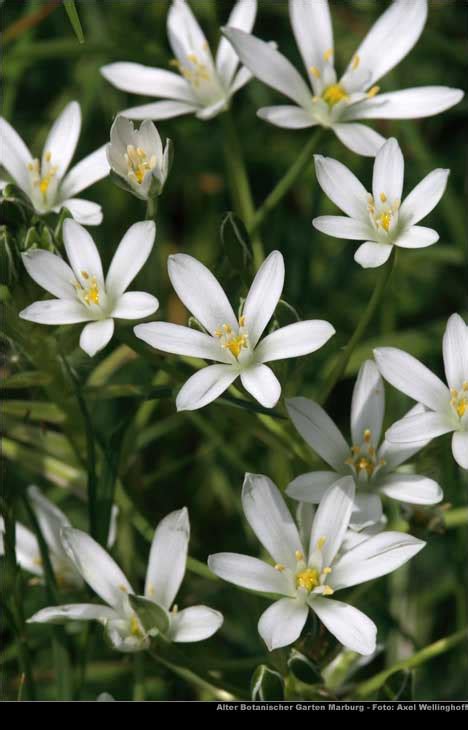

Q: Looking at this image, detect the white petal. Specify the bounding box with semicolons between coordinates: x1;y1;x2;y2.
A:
372;137;404;204
21;249;76;299
42;101;81;179
314;155;368;219
168;0;211;65
394;226;439;249
80;319;115;357
121;100;198;120
243;250;284;347
168;254;237;334
134;321;230;363
354;241;393;269
0;117;32;193
257;105;315;129
59;145;109;200
289;0;333;85
442;313;468;391
258;597;308;651
208;552;293;596
378;404;430;469
28;485;69;559
106;221;156;297
379;474;442;505
216;0;257;87
350;494;383;530
256;320;335;363
8;523;42;576
309;476;355;566
111;292;159;320
240;364;281;408
286;397;349;471
313;215;372;240
452;431;468;470
144;507;189;610
374;347;450;411
333;123;386;157
196;98;229;121
230;65;253;95
58;198;103;226
332;531;425;591
351;359;385;445
399;169;450;227
20;299;89;325
241;473;302;571
28;603;117;624
176;364;237;411
286;471;339;503
310;597;376;655
100;62;195;102
221;27;312;108
61;528;132;610
345;0;427;87
63;219;104;285
168;605;223;643
386;411;453;443
353;87;464;120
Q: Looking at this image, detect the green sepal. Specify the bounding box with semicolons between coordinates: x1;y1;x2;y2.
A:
129;594;170;637
251;664;285;701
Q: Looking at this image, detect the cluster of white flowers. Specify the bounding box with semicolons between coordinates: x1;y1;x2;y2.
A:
1;0;465;671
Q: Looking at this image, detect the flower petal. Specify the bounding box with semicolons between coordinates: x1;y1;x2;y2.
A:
111;292;159;320
310;597;376;655
28;603;117;624
168;253;237;334
350;494;383;530
208;552;294;596
378;404;430;469
286;397;349;471
27;485;70;559
176;364;237;411
289;0;333;86
352;87;464;120
59;145;109;200
313;215;373;240
379;474;442;505
20;298;89;325
442;313;468;391
258;597;308;651
351;359;385;445
314;154;368;219
394;226;439;249
100;62;195;102
332;123;386;157
372;137;404;205
168;605;223;643
80;319;115;357
243;250;284;347
144;507;189;610
399;168;450;227
256;320;335;364
386;411;453;443
168;0;211;65
58;198;103;226
121;100;198;120
374;347;450;411
42;101;81;180
0;116;32;193
240;364;281;408
309;476;355;566
286;471;339;503
354;241;393;269
63;219;104;285
452;431;468;470
106;221;156;297
4;522;42;576
216;0;257;87
21;249;76;299
134;321;230;363
241;473;302;571
257;105;315;129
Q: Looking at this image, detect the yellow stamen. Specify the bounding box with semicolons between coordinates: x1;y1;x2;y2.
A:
310;66;321;79
363;429;372;443
130;614;143;637
323;567;332;575
351;54;360;70
317;537;326;551
45;151;52;162
274;563;285;572
119;584;128;593
367;85;380;98
296;568;319;592
457;400;467;417
322;83;349;106
380;192;387;203
295;550;304;561
239;314;246;327
322;585;334;596
323;48;333;62
83;276;100;305
378;211;392;232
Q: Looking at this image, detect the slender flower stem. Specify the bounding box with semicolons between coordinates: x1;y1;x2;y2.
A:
249;128;324;236
145;196;158;221
320;250;395;404
133;654;146;701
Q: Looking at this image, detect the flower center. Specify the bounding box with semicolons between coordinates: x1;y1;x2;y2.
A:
288;544;334;596
75;270;100;306
125;145;156;185
170;52;211;88
130;614;144;638
345;428;385;479
368;193;400;235
296;568;319;591
322;83;349;107
28;152;58;203
450;383;468;419
214;316;248;359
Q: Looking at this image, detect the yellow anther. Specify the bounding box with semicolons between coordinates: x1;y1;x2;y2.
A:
119;584;128;593
309;66;321;79
351;445;361;454
125;145;156;186
187;53;198;64
274;563;285;572
358;457;374;476
363;429;372;443
239;315;246;327
368;446;376;457
351;54;360;70
130;614;143;637
322;585;334;596
295;550;304;561
82;276;100;306
39;178;50;194
317;537;326;550
380;192;387;203
451;387;458;397
223;324;232;334
323;567;332;575
296;568;319;592
322;83;349;106
171;604;178;614
367;85;380;98
147;583;155;597
323;48;333;62
223;334;248;358
81;271;89;280
45;151;52;162
378;211;392;232
457;400;467;417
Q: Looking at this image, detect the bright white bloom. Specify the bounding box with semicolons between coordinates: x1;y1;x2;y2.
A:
209;474;424;654
313;138;449;268
223;0;463;156
285;361;442;526
134;250;335;411
0;102;109;224
375;314;468;470
28;508;223;652
107;117;171;200
101;0;257;122
19;220;158;358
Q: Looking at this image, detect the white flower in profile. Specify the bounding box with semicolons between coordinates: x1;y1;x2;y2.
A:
312;138;449;268
19;220;158;357
209;474;424;654
223;0;463;156
375;314;468;469
285;360;442;526
107;117;172;200
0;102;109;224
101;0;257;122
134;251;335;411
28;508;223;653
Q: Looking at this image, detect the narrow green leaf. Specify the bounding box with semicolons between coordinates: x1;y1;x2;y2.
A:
63;0;85;43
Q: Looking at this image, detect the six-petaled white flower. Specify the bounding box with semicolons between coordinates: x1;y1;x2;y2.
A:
375;314;468;470
312;138;449;268
19;219;159;357
101;0;257;122
285;360;442;526
223;0;463;156
0;102;109;224
107;117;172;200
134;250;335;411
209;474;424;654
28;508;223;652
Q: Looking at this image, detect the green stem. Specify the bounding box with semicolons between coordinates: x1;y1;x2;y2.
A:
145;196;158;221
133;654;146;701
149;649;244;698
320;249;395;404
249;129;324;236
